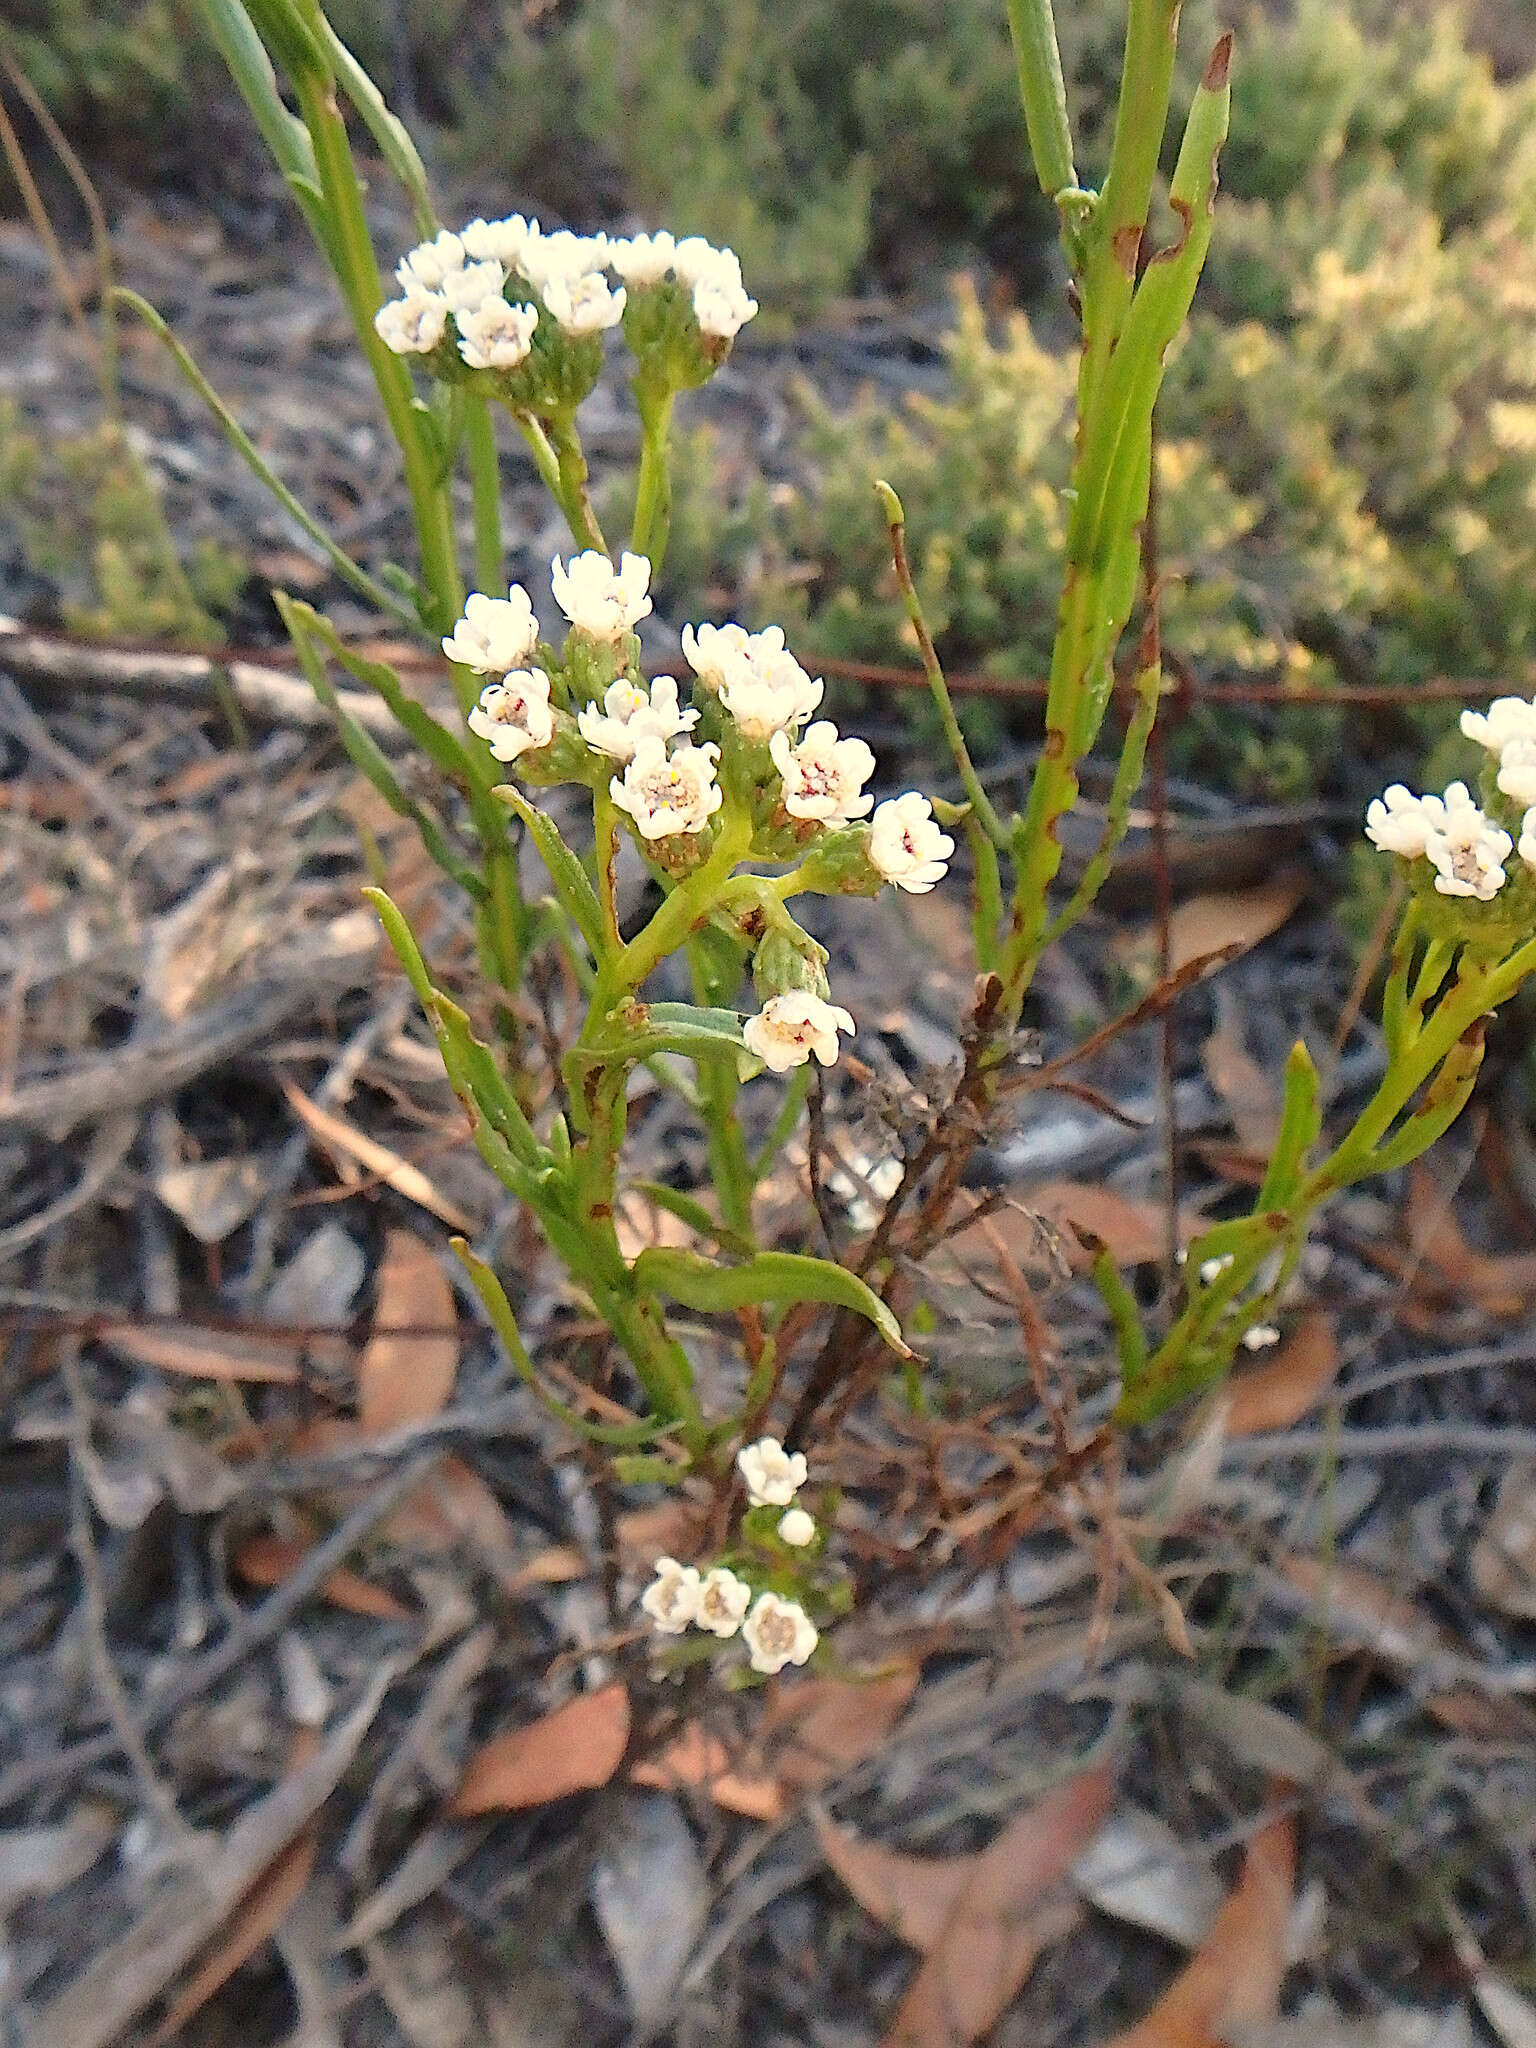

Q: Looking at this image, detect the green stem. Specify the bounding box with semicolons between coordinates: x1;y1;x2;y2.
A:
632;384;676;571
1004;0;1077;201
599;815;753;1008
549;411;607;554
291;69;462;629
464;399;503;594
689;941;756;1242
876;480;1007;847
593;784;621;951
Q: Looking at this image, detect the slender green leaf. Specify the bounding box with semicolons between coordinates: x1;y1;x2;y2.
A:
428;991;542;1169
453;1240;669;1446
196;0;321;201
497;785;606;957
287;599;479;788
277;595;486;901
630;1181;756;1259
314;17;436;236
632;1247;912;1358
115;291;413;625
1254;1039;1321;1212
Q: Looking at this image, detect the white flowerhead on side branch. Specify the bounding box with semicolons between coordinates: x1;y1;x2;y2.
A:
743;993;856;1073
553;550;653;641
737;1436;808;1507
869;793;956;894
1367;739;1536;907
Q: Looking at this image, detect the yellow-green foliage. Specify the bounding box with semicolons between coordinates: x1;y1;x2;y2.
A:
0;400;242;646
661;2;1536;794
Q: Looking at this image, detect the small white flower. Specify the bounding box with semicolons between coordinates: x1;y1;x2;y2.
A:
467;669;555;761
542;272;626;335
577;676;699;761
743;992;856;1073
1496;737;1536;810
1520;808;1536;870
671;237;743;291
518;226;610;293
442;587;540;674
1461;696;1536;756
609;230;678;285
869;794;954;894
439;260;506;317
1199;1254;1234;1284
769;720;875;824
640;1556;701;1634
374;291;448;356
457;298;539;372
737;1437;808;1507
681;620;785;691
693;275;758;340
1241;1324;1281;1351
610;736;723;839
396;229;465;293
552;550;653;640
717;645;823;741
1364;784;1446;858
742;1592;818;1675
461;214;536;268
695;1567;752;1638
777;1508;816;1548
1427;784;1512;900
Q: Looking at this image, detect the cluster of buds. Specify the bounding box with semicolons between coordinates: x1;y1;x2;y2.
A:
640;1438;822;1675
1366;695;1536;912
441;550;955;1075
373;215;756;411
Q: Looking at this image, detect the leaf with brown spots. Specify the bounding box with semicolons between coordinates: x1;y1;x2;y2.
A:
452;1684;630;1813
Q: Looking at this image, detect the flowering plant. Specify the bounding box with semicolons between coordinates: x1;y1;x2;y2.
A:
160;0;1536;1672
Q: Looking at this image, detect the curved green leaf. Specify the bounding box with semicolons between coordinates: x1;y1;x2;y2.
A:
632;1247;912;1358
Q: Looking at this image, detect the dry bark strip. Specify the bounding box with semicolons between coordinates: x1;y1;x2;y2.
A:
24;1662;399;2048
0;613;408;746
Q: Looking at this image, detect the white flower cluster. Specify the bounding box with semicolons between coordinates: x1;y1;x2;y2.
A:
1365;695;1536;898
1365;781;1522;901
374;217;757;368
638;1440;819;1674
441;558;956;1071
610;230;759;340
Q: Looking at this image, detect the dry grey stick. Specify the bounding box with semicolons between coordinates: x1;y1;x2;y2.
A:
0;940;376;1136
0;1109;138;1259
0;1450;436;1813
238;979;416;1307
24;1660;401;2048
60;1343;193;1848
0;614;411;748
